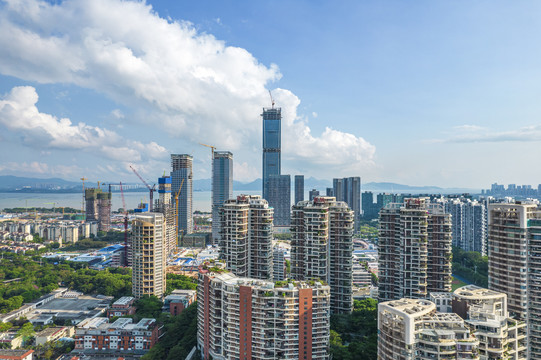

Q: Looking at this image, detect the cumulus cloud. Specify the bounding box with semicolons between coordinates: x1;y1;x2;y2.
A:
0;0;376;179
0;86;167;163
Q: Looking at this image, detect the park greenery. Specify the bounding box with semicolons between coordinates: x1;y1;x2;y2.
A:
166;273;197;295
330;299;378;360
452;247;488;288
0;252;132;314
141;302;198;360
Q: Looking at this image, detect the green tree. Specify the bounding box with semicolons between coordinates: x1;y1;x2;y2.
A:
17;322;35;346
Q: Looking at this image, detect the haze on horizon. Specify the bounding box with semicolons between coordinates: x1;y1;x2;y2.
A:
0;0;540;189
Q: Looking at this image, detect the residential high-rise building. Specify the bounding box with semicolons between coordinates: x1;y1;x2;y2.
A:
262;107;281;201
131;213;166;299
378;198;452;302
291;196;354;313
333;177;361;232
197;270;331;360
272;247;286;281
442;198;486;254
211;151;233;244
171;154;193;235
267;174;291;226
527;213;541;358
325;187;334;197
156;175;176;255
378;298;478;360
294;175;304;205
378;286;526;360
362;191;378;220
488;202;536;321
308;188;320;201
220;195;273;280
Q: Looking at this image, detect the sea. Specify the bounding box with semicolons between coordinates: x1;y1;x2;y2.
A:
0;190;261;213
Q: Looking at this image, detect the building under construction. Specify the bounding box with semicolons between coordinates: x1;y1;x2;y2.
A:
156;176;176;255
85;188;112;232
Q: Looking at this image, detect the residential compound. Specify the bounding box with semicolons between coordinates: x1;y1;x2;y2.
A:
219;195;274;280
74;317;160;353
197;270;331;360
0;220;98;245
378;198;452;302
171;154;193;235
131;213;166;299
378;286;526;360
211;151;233;244
487;201;541;357
291;196;354;314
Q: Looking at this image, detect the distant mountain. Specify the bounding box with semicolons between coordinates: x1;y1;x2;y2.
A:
0;175;81;190
193;178;261;191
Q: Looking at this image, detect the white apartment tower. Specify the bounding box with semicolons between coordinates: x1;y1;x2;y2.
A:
291;196;354;314
378;198;452;302
220;195;273;280
131;213;166;299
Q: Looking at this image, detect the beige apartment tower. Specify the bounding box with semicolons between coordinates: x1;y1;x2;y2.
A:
131;213;166;299
378;198;452;302
219;195;273;280
291;196;354;314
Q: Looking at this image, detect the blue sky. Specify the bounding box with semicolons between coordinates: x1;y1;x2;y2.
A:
1;0;541;188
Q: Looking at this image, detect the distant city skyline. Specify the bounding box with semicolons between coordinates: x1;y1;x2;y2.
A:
1;1;541;188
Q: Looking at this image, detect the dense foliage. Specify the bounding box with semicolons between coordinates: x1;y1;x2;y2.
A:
330;299;378;360
141;302;198;360
0;253;132;313
452;247;488;287
166;273;197;295
61;238;110;251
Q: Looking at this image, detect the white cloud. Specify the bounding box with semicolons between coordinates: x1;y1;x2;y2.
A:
0;86;168;163
434;124;541;143
110;109;124;119
0;0;376;180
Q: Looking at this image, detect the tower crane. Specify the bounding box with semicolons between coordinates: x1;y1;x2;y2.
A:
268;90;275;108
199;143;216;160
80;177;88;218
129;165;156;212
104;182;129;266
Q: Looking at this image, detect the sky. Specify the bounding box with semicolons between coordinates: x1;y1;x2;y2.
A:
1;0;541;188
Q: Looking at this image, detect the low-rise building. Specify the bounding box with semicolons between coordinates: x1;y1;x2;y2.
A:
106;296;136;319
74;317;160;353
0;332;23;349
163;290;196;316
0;349;34;360
35;326;74;346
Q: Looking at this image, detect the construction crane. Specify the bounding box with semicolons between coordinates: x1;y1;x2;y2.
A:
174;178;185;243
43;202;56;216
268;90;275;108
199;143;216;160
129;165;156;212
104;182;129;266
80;177;88;218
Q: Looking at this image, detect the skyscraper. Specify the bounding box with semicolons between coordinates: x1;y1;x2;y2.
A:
171;154;193;235
131;213;166;299
211;151;233;244
262;107;281;201
333;177;361;232
291;196;354;313
219;195;273;280
267;174;291;226
294;175;304;205
378;198;452;302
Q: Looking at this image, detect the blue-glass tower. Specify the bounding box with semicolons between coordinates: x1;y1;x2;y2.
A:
262;107;281;200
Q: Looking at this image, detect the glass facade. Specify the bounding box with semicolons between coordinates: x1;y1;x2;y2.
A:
171;154;193;235
212;151;233;244
262;108;281;200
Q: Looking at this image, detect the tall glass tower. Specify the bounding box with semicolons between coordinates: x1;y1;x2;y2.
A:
212;151;233;244
262;107;281;200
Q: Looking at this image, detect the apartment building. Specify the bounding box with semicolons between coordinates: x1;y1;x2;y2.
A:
131;213;166;299
378;198;452;302
220;195;273;280
291;196;354;314
197;270;330;360
74;317;160;353
106;296;136;319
